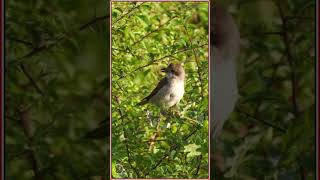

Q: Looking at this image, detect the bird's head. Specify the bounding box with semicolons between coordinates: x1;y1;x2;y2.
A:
161;62;185;80
211;3;240;61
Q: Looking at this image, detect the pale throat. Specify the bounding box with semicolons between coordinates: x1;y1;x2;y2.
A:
166;72;184;81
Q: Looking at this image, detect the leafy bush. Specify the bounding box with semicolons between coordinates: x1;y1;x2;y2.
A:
111;2;209;178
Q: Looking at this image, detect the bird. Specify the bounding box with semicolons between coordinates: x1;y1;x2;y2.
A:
84;4;240;141
83;63;186;140
138;62;185;109
211;3;240;139
138;62;185;151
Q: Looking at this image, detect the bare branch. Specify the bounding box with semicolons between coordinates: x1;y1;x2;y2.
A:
115;43;208;81
12;14;109;64
275;1;299;116
18;107;43;180
131;15;177;46
7;37;34;47
145;124;202;176
19;64;44;96
112;2;147;25
114;98;141;178
235;107;286;133
183;24;205;97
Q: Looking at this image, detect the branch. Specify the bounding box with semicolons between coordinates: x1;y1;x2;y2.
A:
239;58;287;131
115;43;208;81
19;64;44;96
275;1;299;117
251;56;285;116
18;107;43;180
131;15;177;46
145;144;177;176
114;98;141;178
144;124;202;177
235;107;286;133
112;2;146;25
12;14;109;64
194;155;203;176
7;37;34;47
298;162;307;180
20;71;52;88
183;24;205;97
79;15;109;31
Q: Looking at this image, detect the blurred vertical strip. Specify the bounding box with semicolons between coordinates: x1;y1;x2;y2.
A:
1;0;3;178
109;1;111;178
315;1;320;179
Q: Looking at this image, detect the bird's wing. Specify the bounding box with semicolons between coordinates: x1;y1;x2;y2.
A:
138;77;168;105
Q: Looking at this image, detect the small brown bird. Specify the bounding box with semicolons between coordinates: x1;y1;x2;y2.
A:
138;63;185;108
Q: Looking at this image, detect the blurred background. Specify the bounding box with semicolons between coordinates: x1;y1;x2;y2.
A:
5;0;109;179
212;0;316;179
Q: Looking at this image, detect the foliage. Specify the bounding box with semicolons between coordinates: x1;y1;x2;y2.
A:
4;0;316;179
5;0;110;179
212;0;316;179
111;2;209;178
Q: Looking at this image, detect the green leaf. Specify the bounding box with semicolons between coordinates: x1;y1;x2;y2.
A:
137;15;149;26
183;144;201;158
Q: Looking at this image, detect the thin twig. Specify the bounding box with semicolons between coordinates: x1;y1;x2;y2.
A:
236;107;286;133
7;37;34;47
183;24;205;97
131;16;177;46
112;2;146;25
145;125;202;176
79;15;109;31
115;98;141;178
12;14;109;63
116;43;208;81
252;56;285;117
19;64;44;96
275;1;299;116
194;155;203;176
298;162;307;180
274;2;307;180
18;107;43;180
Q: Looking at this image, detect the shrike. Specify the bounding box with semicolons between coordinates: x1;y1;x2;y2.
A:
138;63;185;108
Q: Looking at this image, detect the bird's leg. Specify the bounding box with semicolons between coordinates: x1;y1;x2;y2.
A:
160;108;168;116
149;115;164;152
160;108;174;128
146;110;154;127
168;105;181;119
155;114;162;129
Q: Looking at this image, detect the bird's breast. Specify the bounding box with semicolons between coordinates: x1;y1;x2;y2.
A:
150;79;184;107
170;79;184;99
